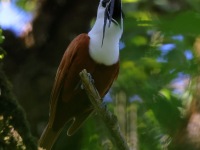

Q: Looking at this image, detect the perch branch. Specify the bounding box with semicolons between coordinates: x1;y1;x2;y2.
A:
79;69;130;150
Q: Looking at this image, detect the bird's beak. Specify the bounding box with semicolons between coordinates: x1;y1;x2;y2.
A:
101;0;122;46
108;0;122;27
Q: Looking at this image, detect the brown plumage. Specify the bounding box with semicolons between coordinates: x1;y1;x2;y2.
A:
38;33;119;149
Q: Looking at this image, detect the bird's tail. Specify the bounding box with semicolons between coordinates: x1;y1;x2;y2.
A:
38;123;62;150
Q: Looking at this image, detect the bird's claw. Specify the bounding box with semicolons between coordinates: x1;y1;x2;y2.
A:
87;73;95;84
79;73;94;90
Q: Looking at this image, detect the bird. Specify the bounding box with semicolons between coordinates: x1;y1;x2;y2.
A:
38;0;123;149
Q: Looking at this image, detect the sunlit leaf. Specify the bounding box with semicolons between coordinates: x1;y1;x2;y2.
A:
16;0;36;12
159;88;171;100
0;48;6;60
131;35;148;46
0;29;5;44
122;0;140;3
126;11;153;26
0;54;5;60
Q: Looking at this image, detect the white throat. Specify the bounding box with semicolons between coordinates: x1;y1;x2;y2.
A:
88;4;123;66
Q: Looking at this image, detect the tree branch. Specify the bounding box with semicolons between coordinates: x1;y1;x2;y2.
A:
79;69;130;150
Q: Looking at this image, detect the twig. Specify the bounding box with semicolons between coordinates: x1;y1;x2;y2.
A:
79;69;130;150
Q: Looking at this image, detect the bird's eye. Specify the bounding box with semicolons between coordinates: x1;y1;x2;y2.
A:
102;0;110;8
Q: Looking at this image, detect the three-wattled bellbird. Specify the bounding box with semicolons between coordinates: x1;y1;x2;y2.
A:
39;0;123;149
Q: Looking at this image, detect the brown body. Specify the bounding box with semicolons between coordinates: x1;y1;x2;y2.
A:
39;34;119;149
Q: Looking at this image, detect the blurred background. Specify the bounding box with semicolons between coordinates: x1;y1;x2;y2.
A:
1;0;200;149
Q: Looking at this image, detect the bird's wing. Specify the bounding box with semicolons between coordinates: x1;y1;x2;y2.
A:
67;108;94;136
67;63;120;136
48;33;90;128
39;34;91;149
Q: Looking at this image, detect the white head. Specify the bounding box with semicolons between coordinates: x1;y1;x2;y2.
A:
88;0;123;65
97;0;123;45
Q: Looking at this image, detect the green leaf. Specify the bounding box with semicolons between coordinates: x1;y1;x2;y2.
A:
0;29;5;44
158;11;200;35
0;48;6;60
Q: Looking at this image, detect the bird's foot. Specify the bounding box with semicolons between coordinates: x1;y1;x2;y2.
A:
87;73;95;84
74;81;84;90
79;73;94;90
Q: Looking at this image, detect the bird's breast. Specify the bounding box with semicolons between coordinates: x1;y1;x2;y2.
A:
88;23;121;66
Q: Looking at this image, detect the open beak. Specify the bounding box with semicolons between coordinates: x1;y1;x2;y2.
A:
101;0;122;46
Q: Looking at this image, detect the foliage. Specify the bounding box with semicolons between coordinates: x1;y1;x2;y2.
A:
0;29;38;149
0;115;26;149
111;0;200;149
0;29;5;44
0;29;6;61
2;0;200;149
16;0;36;12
